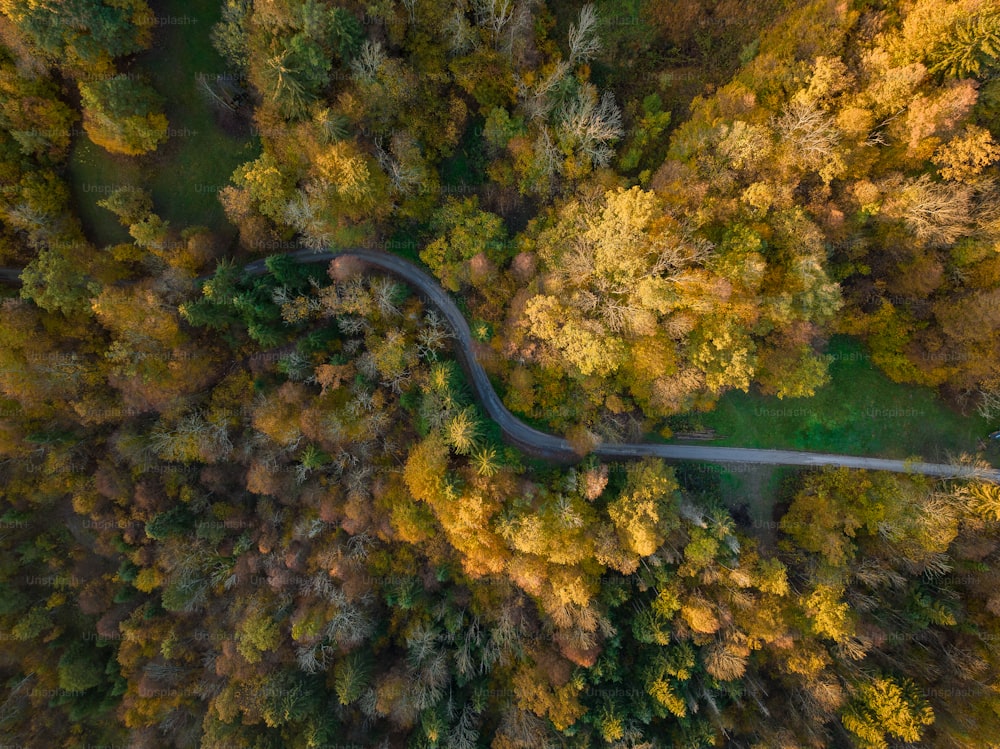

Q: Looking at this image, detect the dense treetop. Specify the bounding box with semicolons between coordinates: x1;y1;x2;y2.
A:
2;1;1000;747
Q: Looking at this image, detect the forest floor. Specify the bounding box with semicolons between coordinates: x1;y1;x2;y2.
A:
68;0;256;247
671;460;794;546
710;464;783;550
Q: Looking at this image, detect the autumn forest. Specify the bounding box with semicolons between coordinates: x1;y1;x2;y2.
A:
5;0;1000;747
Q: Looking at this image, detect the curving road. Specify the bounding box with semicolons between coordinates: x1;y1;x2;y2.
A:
5;250;1000;482
251;250;1000;483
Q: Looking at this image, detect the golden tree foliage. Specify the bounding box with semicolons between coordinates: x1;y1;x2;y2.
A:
512;660;587;732
804;584;855;643
933;124;1000;182
842;675;934;749
402;434;449;505
607;458;679;558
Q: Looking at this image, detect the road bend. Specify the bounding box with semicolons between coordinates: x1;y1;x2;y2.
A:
3;250;998;482
249;249;1000;484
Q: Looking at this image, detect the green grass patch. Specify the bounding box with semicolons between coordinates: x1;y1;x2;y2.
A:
69;0;258;246
138;0;258;234
677;335;996;465
68;140;141;246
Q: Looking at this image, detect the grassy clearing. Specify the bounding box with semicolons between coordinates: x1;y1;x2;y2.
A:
671;335;996;465
139;0;257;234
69;0;257;247
68;141;141;246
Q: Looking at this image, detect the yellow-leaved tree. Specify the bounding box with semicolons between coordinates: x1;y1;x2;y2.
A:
518;186;710;410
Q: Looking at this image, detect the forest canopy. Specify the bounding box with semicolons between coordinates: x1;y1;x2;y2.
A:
1;0;1000;748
